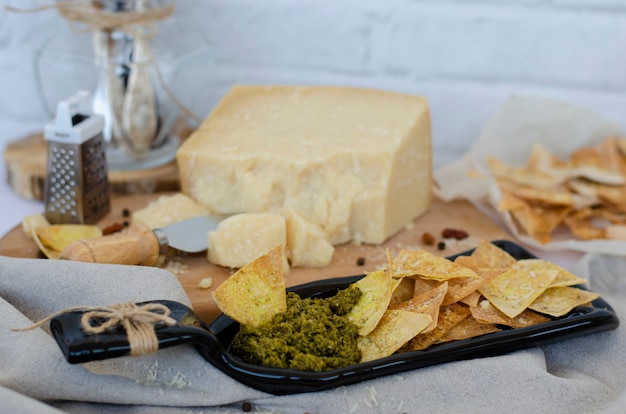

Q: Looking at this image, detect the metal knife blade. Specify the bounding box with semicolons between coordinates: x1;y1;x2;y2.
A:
153;215;221;253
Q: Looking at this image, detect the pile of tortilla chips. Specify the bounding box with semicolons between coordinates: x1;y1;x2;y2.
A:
212;241;600;367
488;137;626;244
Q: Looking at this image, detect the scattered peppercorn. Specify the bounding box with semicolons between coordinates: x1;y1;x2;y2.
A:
241;401;253;412
123;220;129;227
356;257;366;266
441;228;469;240
122;208;130;218
102;222;125;235
437;241;446;250
421;232;435;246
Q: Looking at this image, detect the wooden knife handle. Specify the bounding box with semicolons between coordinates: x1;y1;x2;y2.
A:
60;225;161;266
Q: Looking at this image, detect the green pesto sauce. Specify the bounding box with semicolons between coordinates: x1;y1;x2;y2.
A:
231;285;362;372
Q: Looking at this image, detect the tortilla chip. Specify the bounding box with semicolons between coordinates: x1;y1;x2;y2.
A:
563;211;606;240
212;245;286;328
478;266;559;318
358;310;432;362
513;259;587;288
22;214;50;239
459;290;482;307
412;277;438;296
566;141;626;185
402;303;471;351
528;286;600;317
389;282;448;333
394;249;480;281
605;224;626;240
497;190;529;212
470;299;551;328
497;180;573;207
347;268;393;336
389;277;415;306
487;156;560;189
34;224;103;259
509;205;553;244
470;240;517;269
527;143;567;175
438;317;501;343
442;256;502;306
596;184;626;207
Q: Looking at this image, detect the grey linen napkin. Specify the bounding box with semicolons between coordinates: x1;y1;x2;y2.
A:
1;254;625;414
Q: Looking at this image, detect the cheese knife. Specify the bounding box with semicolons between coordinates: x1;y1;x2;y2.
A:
60;215;220;266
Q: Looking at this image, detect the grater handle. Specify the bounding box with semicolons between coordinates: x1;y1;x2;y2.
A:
60;225;161;266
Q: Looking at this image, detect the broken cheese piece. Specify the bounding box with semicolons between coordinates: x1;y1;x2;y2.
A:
284;207;334;267
132;193;208;229
208;213;290;274
177;85;432;245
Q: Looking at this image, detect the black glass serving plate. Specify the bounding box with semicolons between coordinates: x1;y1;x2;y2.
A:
50;240;619;395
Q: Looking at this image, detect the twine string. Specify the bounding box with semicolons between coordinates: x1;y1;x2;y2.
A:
13;302;177;357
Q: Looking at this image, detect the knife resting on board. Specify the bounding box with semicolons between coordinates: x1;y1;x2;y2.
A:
60;216;220;266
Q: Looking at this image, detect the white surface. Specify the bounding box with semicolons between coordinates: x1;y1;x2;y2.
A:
2;0;626;168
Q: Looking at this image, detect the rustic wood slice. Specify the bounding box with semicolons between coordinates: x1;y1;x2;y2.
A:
0;193;511;323
3;133;181;201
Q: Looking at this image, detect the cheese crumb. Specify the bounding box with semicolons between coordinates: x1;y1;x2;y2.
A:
198;277;213;289
165;260;189;275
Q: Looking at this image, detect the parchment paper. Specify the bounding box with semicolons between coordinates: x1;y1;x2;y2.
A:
434;95;626;255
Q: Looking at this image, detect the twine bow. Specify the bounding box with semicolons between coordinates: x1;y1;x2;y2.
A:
82;302;176;356
13;302;177;357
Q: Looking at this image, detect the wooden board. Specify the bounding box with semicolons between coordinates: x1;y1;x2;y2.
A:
3;133;181;200
0;193;511;323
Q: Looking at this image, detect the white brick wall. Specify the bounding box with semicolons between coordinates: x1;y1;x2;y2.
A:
1;0;626;167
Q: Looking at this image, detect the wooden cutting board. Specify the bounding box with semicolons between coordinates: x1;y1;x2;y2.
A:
0;193;511;323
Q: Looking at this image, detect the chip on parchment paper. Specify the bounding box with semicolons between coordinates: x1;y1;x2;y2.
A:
478;266;559;319
393;249;480;281
509;204;554;245
563;207;607;240
498;180;574;207
347;268;393;336
497;190;529;212
487;156;561;189
470;299;550;328
212;245;286;328
34;224;102;259
487;137;626;244
358;310;432;363
567;139;626;185
528;286;600;317
527;142;568;174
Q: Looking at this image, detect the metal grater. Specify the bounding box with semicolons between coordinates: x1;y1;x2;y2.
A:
44;91;110;224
